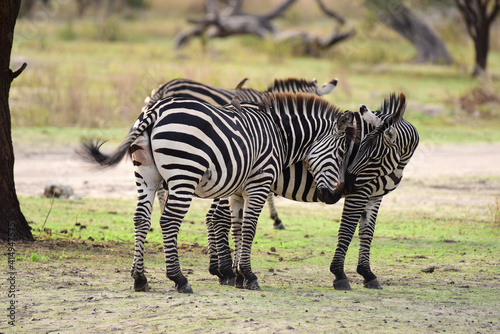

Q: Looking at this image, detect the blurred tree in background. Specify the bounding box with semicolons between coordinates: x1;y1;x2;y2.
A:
365;0;453;64
0;1;33;241
15;0;500;76
455;0;500;76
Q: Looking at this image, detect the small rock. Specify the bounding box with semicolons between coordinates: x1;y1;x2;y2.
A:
44;182;79;199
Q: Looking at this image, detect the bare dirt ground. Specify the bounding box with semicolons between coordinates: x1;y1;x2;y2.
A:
12;141;500;204
3;142;500;333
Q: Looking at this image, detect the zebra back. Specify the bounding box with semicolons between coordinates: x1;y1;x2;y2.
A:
143;77;338;112
266;78;338;96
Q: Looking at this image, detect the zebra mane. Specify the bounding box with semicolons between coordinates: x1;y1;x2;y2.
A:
266;78;318;94
365;92;407;142
377;93;405;116
259;92;357;142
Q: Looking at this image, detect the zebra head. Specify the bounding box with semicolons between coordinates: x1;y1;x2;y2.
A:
267;77;338;96
345;93;419;193
306;110;356;204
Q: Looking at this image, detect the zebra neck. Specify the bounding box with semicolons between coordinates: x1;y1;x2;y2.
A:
346;113;377;169
277;120;332;168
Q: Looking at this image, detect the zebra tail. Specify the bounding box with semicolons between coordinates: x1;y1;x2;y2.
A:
78;111;156;168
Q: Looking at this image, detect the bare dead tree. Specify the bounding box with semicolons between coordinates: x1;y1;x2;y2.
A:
0;1;33;241
175;0;297;49
275;0;355;56
366;0;453;65
455;0;500;76
175;0;354;52
315;0;346;25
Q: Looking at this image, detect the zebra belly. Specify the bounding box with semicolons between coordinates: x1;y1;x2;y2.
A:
194;166;251;199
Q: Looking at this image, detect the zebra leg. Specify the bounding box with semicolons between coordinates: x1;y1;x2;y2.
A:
357;198;383;289
230;195;244;289
330;192;370;290
160;188;195;294
156;185;167;212
132;192;155;292
231;193;267;291
205;198;234;285
131;176;162;292
130;136;163;292
268;193;285;229
206;200;219;278
211;198;235;285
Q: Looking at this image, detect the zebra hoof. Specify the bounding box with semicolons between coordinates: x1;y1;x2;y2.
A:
235;276;245;289
333;278;352;291
208;267;220;277
364;278;383;289
244;279;262;291
219;276;236;286
273;221;286;230
176;283;193;294
225;277;236;286
133;274;149;292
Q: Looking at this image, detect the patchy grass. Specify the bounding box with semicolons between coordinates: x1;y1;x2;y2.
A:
7;182;500;333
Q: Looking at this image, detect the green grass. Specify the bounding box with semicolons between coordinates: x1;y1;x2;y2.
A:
9;2;500;132
11;116;500;149
20;193;498;257
13;178;500;333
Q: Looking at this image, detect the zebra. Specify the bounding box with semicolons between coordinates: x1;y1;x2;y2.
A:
208;93;419;290
143;77;339;229
78;92;356;293
332;93;419;290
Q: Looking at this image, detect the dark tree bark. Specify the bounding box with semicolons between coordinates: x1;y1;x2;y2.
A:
366;0;453;65
0;1;33;241
175;0;297;49
455;0;500;76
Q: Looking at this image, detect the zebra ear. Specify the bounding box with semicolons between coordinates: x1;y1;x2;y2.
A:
359;104;382;127
337;110;354;133
379;92;407;132
235;78;248;90
317;78;338;96
381;93;406;143
384;93;406;129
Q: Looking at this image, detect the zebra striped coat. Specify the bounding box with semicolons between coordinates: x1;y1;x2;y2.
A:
143;77;338;229
79;92;356;293
209;93;419;290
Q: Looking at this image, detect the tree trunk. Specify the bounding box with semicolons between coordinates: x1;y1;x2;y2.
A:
455;0;500;76
0;1;34;241
473;23;489;76
367;1;453;65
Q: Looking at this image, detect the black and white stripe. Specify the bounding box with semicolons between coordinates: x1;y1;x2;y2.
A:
144;77;338;229
210;93;419;290
331;93;419;290
79;92;355;293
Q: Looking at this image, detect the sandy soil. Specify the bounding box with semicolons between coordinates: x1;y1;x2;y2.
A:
5;142;499;334
13;142;500;201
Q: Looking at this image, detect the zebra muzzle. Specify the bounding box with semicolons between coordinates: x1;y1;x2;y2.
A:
317;183;344;205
